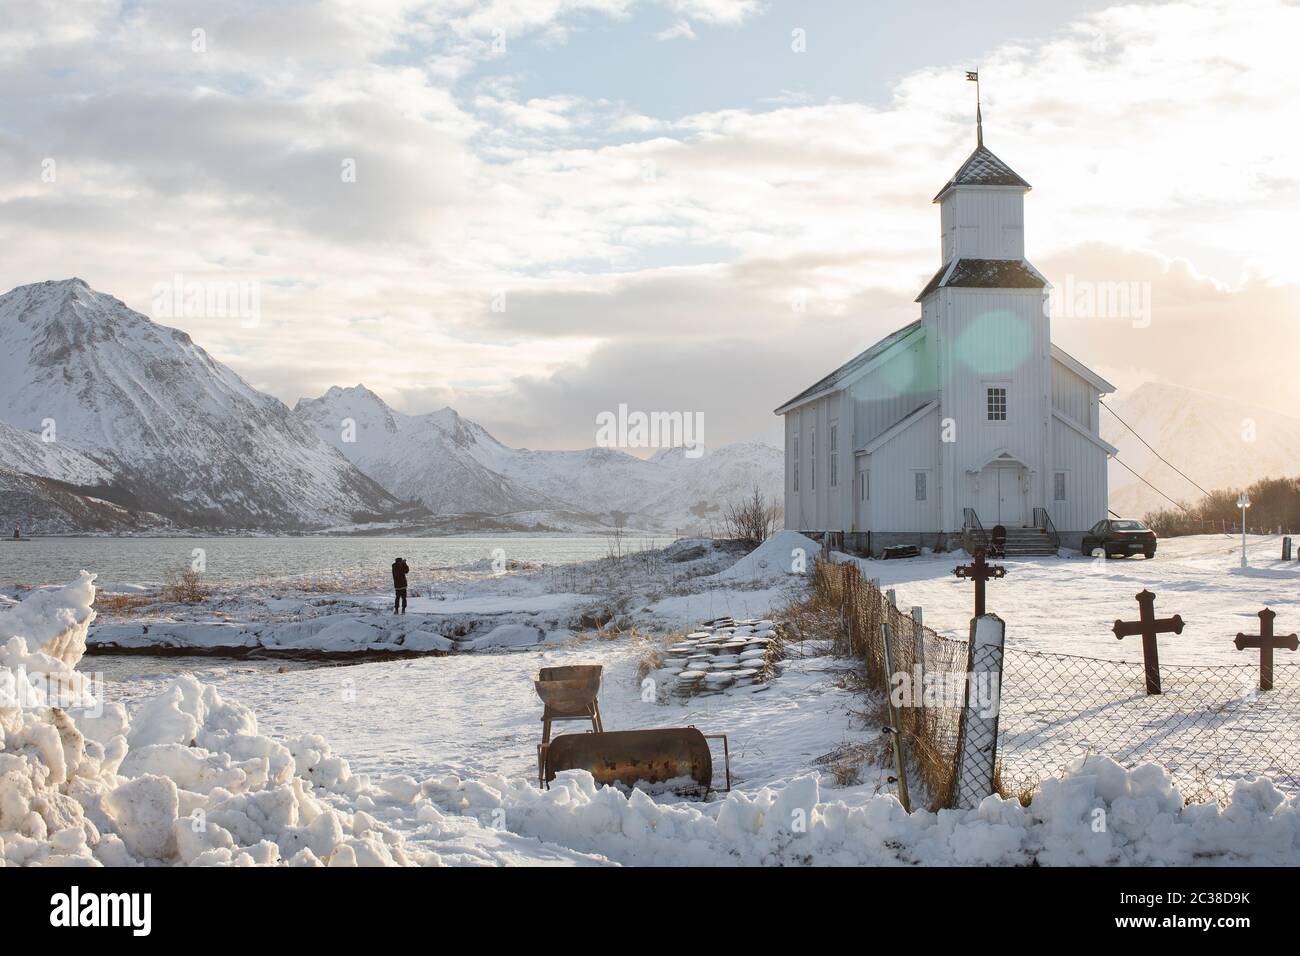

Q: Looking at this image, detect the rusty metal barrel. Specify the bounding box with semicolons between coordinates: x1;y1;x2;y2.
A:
543;727;714;794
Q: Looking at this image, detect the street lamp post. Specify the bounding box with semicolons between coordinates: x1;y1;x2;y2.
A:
1237;492;1251;569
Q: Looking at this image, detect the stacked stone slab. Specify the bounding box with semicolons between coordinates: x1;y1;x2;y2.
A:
661;617;780;697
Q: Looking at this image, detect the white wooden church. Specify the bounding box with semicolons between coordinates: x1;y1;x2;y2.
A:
774;119;1117;554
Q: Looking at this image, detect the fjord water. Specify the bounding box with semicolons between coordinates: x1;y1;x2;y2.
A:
0;535;662;587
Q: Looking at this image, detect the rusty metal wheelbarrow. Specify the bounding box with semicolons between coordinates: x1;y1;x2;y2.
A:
535;665;604;738
534;665;604;784
539;725;731;797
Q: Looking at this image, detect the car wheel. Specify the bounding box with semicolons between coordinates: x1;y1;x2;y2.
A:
1144;549;1155;559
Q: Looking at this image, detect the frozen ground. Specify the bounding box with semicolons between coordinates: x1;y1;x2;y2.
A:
3;533;1299;866
73;538;781;656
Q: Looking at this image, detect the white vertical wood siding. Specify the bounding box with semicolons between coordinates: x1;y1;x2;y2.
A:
783;390;853;532
1051;420;1108;531
940;188;1026;261
849;338;937;457
1051;360;1094;425
863;404;940;532
930;286;1051;530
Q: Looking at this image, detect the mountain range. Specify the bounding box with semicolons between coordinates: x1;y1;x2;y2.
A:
6;278;1285;536
0;279;781;534
296;384;782;532
1103;381;1300;518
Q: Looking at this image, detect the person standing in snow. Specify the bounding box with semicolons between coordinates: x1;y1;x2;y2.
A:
391;557;410;614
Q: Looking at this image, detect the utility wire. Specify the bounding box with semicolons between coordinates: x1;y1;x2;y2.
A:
1100;401;1215;499
1110;454;1194;514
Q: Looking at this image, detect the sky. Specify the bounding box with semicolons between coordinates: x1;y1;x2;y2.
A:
2;0;1298;452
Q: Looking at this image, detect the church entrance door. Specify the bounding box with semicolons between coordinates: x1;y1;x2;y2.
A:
976;463;1027;526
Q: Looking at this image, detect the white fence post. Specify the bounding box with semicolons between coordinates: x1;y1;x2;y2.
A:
881;621;912;812
951;613;1006;810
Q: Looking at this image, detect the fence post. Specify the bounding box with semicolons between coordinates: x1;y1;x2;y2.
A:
881;621;912;812
951;613;1006;810
911;606;925;671
886;587;897;608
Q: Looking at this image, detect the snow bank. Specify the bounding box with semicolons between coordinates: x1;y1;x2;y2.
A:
421;758;1300;866
709;531;821;582
458;623;549;651
10;575;1300;868
89;614;458;655
0;576;425;866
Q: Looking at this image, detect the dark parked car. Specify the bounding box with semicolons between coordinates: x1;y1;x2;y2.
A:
1081;519;1157;559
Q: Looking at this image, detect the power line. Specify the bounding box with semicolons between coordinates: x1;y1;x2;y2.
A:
1110;454;1194;514
1100;401;1215;499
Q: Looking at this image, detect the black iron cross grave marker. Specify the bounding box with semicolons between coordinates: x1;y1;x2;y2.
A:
1234;608;1298;691
953;547;1005;618
1113;589;1184;695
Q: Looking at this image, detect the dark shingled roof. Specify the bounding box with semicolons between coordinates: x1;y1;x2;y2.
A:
773;320;922;414
933;144;1029;201
916;258;1046;301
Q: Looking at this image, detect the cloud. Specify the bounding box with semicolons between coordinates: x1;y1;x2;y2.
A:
0;0;1296;452
656;20;696;41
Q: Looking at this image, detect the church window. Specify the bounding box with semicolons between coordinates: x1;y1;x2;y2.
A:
829;422;839;489
914;471;927;501
986;386;1008;422
1054;471;1067;501
791;435;799;493
810;427;816;491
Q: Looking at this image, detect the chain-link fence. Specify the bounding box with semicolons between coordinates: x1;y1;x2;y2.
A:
812;558;1300;808
813;560;967;808
998;651;1300;805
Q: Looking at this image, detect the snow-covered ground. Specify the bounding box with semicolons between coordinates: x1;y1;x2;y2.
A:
4;533;1300;866
845;533;1300;665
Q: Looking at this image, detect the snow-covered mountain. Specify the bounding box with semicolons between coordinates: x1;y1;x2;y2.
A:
1104;381;1300;518
0;279;407;529
295;385;783;532
0;418;112;486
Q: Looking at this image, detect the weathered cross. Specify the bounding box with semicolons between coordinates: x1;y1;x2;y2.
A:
1234;608;1298;691
953;548;1006;618
1113;589;1184;695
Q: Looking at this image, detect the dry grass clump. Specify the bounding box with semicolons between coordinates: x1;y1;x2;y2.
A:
161;566;210;604
95;592;155;615
632;630;673;682
776;576;850;653
815;741;882;788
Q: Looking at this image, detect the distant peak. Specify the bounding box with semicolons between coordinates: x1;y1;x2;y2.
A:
323;383;384;401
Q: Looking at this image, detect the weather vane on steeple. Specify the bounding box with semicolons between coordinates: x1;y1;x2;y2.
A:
966;70;982;146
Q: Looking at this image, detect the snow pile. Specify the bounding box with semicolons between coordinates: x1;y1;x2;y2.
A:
458;623;549;651
0;570;98;668
418;758;1300;866
709;531;821;582
0;576;426;866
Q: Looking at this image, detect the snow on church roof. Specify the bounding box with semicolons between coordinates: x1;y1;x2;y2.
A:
933;144;1030;201
772;320;923;415
915;258;1046;301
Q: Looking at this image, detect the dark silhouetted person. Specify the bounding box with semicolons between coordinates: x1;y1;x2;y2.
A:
392;557;410;614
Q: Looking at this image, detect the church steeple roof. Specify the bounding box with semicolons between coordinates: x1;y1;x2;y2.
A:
932;143;1030;202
